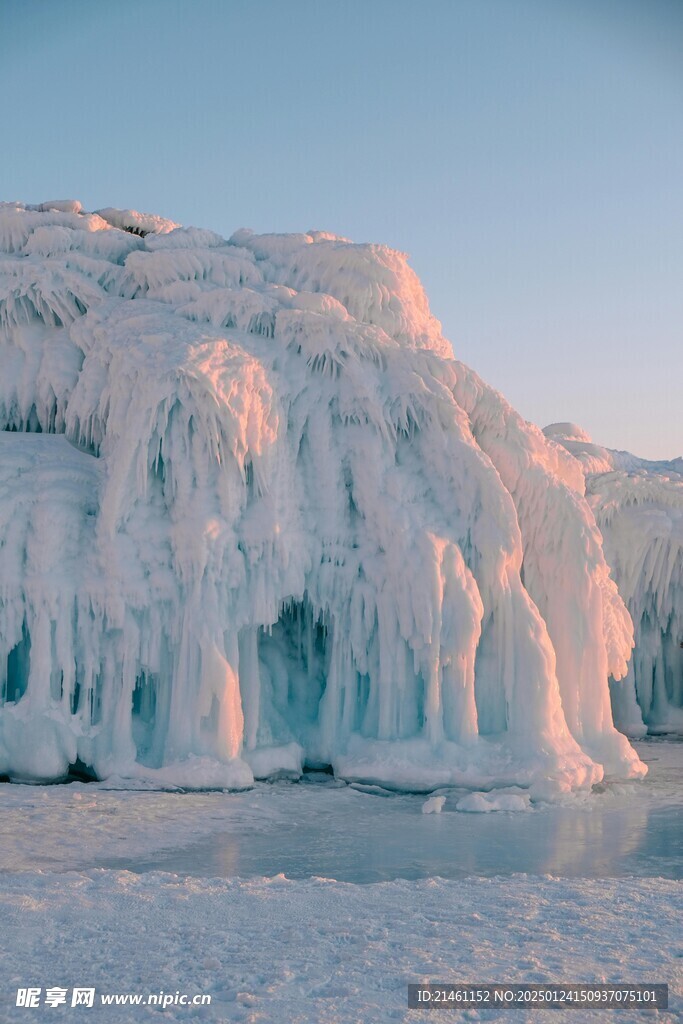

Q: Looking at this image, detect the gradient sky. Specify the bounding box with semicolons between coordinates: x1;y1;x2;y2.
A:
2;0;681;458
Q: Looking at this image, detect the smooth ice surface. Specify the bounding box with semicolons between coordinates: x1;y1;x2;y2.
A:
0;201;646;792
545;424;683;736
94;740;683;883
1;741;679;884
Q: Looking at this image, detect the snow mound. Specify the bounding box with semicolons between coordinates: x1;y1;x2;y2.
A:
456;790;531;812
0;201;645;791
421;795;446;814
545;426;683;736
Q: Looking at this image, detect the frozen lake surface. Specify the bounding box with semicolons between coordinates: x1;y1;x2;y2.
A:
97;738;682;883
113;792;679;882
1;739;680;883
17;737;655;880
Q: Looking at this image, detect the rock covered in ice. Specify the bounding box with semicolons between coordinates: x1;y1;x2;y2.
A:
544;424;683;736
0;200;644;791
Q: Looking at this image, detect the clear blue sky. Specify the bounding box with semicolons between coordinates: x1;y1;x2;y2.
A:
2;0;681;458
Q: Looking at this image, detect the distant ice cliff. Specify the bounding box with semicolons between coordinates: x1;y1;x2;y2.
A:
0;200;644;791
545;423;682;737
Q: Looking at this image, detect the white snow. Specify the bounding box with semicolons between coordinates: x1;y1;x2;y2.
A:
544;424;683;736
421;794;446;813
94;206;180;237
1;871;680;1023
0;200;645;792
0;741;679;1022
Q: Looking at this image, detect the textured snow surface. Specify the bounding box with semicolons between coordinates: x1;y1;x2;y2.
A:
0;871;680;1023
0;742;679;1021
545;425;683;736
0;200;644;791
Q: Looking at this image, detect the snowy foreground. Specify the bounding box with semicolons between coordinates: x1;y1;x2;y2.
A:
0;200;651;794
1;873;679;1023
0;741;681;1022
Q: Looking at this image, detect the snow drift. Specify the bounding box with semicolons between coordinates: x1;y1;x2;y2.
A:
544;423;683;737
0;200;644;792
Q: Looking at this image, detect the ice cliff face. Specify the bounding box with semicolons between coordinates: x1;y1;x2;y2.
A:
0;201;644;791
545;423;683;737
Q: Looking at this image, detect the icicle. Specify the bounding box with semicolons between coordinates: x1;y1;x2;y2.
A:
0;202;651;790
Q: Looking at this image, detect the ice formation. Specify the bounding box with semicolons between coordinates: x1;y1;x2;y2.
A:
0;200;645;791
544;424;683;736
421;795;446;814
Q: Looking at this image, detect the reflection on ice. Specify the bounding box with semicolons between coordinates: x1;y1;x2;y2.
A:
97;741;681;884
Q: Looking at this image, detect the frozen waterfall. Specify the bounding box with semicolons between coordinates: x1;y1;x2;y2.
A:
0;200;644;792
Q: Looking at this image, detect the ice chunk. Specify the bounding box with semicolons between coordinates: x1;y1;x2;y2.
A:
0;200;647;791
456;791;531;812
421;795;446;814
547;426;682;736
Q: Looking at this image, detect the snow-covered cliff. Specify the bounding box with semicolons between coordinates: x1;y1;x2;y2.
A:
544;423;683;737
0;201;644;791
